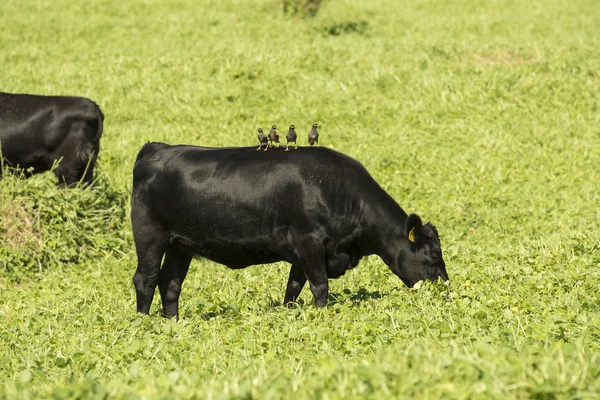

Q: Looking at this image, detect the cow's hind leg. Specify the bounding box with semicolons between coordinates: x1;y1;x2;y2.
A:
77;145;98;186
283;263;307;305
158;247;192;318
54;155;81;188
53;119;100;187
132;201;168;314
133;244;166;314
54;151;97;187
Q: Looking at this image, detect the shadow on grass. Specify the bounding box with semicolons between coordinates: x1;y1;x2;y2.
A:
329;288;386;305
200;305;241;321
186;288;389;319
271;287;387;309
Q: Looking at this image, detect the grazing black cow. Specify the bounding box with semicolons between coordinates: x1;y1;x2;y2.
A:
0;92;104;187
131;143;448;318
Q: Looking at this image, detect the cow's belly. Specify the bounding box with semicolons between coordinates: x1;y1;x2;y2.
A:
171;231;293;269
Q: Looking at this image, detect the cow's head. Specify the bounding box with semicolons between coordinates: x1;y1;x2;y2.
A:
392;214;448;287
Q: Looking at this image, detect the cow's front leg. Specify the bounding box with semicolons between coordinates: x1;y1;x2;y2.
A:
301;252;328;308
283;263;307;305
306;271;328;308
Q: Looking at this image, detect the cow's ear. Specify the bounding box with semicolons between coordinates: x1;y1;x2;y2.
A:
405;214;423;242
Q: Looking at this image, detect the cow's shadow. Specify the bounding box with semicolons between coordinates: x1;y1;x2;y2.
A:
328;288;386;305
191;288;388;318
268;287;387;309
199;305;239;321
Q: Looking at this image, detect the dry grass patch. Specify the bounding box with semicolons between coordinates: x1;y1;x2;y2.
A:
1;200;42;250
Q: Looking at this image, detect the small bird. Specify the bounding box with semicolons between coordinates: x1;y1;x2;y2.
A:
268;125;280;148
257;128;268;151
285;125;298;151
308;123;319;146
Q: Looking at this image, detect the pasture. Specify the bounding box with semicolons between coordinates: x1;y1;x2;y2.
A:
1;0;599;398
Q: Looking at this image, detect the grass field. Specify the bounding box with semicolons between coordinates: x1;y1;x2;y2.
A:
1;0;600;398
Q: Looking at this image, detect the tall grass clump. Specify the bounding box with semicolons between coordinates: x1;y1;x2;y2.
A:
0;167;130;280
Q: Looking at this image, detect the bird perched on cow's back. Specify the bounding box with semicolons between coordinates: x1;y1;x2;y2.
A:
308;123;319;146
285;125;298;151
268;125;280;148
256;128;268;151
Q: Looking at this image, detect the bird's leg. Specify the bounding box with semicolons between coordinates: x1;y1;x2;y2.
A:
285;143;289;151
263;145;268;152
257;144;262;150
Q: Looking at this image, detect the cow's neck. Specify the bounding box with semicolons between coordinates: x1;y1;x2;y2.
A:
359;190;407;262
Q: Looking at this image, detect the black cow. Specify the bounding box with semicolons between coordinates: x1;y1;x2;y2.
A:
131;143;448;318
0;92;104;187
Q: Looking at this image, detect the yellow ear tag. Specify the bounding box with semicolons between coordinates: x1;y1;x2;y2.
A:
408;228;415;243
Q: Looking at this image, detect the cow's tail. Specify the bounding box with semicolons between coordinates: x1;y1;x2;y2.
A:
134;142;168;165
76;102;103;158
92;105;104;142
133;142;170;191
75;102;104;181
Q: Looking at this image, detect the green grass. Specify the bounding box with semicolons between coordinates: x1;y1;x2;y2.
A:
1;0;600;398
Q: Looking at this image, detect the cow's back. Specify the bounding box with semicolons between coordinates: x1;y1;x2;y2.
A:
133;142;370;182
132;143;374;212
0;92;100;123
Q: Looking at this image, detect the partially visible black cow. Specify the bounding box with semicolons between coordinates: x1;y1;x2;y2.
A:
131;143;449;318
0;92;104;187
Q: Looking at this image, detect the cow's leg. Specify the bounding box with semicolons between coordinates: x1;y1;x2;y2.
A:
306;267;328;308
158;248;192;319
296;239;328;308
69;142;99;187
133;243;166;314
283;263;307;305
78;148;98;186
131;202;168;315
52;119;100;187
54;156;80;188
55;154;96;187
